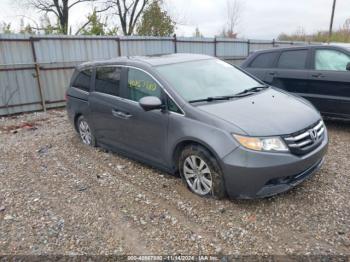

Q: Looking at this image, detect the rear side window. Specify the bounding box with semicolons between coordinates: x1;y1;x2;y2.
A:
72;69;92;92
277;50;308;69
95;67;122;96
249;52;278;68
126;68;162;102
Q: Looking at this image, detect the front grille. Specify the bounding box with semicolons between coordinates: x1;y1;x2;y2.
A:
283;120;325;155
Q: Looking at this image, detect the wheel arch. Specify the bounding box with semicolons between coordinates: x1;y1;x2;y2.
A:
73;113;83;132
172;138;221;173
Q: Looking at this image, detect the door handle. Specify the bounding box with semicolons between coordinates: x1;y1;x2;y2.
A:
268;72;276;76
112;109;132;119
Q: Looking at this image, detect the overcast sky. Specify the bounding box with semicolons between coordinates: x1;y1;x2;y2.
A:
1;0;350;39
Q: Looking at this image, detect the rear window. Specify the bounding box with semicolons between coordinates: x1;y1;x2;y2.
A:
277;50;308;69
72;69;92;92
249;52;278;68
95;67;122;96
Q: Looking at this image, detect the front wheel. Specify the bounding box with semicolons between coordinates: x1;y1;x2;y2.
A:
77;116;96;147
179;145;226;199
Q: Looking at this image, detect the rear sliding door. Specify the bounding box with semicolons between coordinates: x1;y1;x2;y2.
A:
269;49;310;94
244;52;279;81
89;66;127;149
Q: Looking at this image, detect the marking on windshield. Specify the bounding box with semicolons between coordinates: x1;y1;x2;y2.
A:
128;80;158;92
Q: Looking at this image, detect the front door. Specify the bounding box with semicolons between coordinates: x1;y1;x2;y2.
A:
308;47;350;118
117;67;169;166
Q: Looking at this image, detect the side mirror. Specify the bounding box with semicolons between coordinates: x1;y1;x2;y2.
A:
346;62;350;71
139;96;163;111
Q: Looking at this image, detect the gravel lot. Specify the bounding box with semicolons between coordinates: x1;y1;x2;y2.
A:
0;109;349;256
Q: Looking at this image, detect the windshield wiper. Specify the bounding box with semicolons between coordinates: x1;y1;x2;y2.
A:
188;86;269;104
235;85;269;96
189;95;237;103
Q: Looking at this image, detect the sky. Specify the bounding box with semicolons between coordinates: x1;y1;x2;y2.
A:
1;0;350;39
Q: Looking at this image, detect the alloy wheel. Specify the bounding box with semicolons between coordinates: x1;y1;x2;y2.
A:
183;155;213;195
79;120;92;145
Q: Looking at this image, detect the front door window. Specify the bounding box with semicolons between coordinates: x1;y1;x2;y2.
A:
126;68;162;102
315;49;350;71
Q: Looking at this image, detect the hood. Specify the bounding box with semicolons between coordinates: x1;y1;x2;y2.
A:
196;88;321;136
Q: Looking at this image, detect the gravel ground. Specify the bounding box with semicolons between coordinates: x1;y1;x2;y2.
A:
0;109;349;256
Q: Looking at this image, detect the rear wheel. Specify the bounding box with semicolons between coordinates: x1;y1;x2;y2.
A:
77;116;96;147
179;145;226;199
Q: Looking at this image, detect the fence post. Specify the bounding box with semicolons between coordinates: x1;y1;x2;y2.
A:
247;39;250;56
117;37;122;56
174;34;177;53
214;37;217;57
30;37;46;112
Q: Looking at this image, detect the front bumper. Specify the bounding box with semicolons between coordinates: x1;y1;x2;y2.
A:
221;129;328;199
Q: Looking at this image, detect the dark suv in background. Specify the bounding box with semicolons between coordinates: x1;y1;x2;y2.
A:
241;45;350;120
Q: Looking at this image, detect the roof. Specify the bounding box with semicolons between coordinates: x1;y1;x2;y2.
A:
132;53;212;66
253;44;349;54
77;53;212;70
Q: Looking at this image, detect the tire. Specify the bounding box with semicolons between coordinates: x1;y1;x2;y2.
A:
179;144;226;199
77;115;97;147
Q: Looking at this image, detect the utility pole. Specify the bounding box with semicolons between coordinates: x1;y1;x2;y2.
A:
328;0;337;43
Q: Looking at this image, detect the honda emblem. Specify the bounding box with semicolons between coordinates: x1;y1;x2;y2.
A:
309;128;318;142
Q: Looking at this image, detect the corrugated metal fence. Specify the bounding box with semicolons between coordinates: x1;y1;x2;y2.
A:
0;34;317;116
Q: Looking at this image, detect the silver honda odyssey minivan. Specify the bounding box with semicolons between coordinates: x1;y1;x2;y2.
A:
66;54;328;199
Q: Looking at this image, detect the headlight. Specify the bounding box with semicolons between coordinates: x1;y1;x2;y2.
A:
233;134;289;152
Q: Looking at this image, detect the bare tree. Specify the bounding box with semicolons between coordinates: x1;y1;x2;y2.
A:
106;0;150;35
161;0;188;26
222;0;242;38
25;0;100;34
343;18;350;31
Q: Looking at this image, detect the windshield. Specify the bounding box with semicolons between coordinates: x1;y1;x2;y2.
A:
156;59;263;102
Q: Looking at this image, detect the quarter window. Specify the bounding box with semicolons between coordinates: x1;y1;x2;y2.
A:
95;67;121;96
72;69;92;92
277;50;308;69
167;97;182;114
249;52;278;68
315;49;350;71
126;68;161;102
